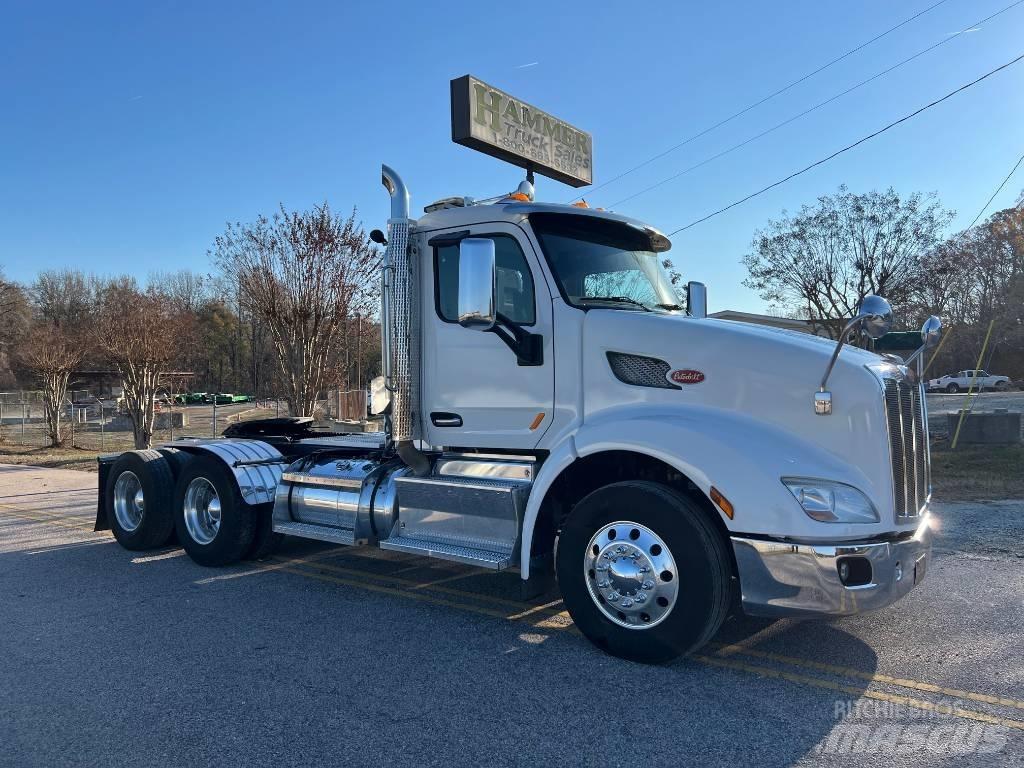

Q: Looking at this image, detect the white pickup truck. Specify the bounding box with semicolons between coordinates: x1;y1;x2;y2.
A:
928;370;1011;393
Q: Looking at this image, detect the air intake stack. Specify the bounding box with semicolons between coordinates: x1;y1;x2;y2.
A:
380;165;429;476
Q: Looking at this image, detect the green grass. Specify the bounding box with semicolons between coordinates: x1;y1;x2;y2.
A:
930;442;1024;501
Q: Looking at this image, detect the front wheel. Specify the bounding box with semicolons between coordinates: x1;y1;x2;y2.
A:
946;383;960;393
556;481;732;664
995;380;1009;391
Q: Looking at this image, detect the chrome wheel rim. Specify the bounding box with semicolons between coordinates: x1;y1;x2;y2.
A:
183;477;221;545
113;471;145;532
585;521;678;630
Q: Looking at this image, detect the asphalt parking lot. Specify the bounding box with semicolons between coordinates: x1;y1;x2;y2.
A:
1;465;1022;767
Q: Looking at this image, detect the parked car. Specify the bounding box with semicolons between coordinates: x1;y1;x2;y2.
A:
927;370;1011;393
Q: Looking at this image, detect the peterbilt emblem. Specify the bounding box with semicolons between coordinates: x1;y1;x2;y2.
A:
669;369;705;385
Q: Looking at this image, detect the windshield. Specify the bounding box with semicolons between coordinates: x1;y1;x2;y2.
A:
530;212;681;312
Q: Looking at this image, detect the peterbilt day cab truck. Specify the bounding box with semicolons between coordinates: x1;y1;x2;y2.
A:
96;165;939;663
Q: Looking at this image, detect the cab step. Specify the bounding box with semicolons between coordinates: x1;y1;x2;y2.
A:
379;536;512;569
379;473;530;570
272;520;356;546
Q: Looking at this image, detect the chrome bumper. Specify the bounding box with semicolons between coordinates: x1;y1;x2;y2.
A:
730;514;932;618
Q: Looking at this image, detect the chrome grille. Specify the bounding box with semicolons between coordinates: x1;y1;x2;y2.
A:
884;379;929;519
606;352;680;390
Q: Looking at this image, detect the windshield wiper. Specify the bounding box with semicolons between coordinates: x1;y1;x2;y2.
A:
654;303;682;311
580;295;651;311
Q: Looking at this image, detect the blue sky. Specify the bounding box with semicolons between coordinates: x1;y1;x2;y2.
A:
2;0;1022;313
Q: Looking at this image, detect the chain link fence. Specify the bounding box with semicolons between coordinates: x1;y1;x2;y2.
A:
0;388;372;455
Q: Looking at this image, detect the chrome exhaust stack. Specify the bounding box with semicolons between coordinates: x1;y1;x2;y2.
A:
381;165;430;476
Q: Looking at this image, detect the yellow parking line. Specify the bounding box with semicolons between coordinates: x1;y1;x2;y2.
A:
277;556;561;614
279;566;530;622
711;643;1024;711
0;508;96;532
697;654;1024;731
193;547;349;584
409;571;481;589
277;559;577;634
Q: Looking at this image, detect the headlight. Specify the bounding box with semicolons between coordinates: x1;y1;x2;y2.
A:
781;478;879;523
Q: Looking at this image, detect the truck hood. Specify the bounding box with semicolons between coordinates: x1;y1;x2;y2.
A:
581;310;894;501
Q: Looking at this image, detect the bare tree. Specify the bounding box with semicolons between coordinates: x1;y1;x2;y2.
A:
212;204;380;416
31;270;96;329
0;269;31;388
743;187;954;339
97;281;188;448
16;323;83;447
149;269;210;314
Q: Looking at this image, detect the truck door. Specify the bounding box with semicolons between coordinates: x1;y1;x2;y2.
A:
421;223;554;450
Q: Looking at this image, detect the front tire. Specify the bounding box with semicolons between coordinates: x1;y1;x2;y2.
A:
174;455;255;567
556;481;732;664
946;383;960;393
995;380;1009;391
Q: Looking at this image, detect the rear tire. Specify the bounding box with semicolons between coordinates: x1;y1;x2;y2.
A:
556;481;732;664
105;450;176;551
173;454;255;567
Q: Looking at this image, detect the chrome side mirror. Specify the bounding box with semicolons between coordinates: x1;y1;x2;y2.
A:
686;281;707;319
903;315;943;372
457;238;497;331
815;294;893;415
920;315;942;347
857;294;894;340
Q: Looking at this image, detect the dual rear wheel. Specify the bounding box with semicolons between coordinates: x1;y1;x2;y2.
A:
105;451;282;565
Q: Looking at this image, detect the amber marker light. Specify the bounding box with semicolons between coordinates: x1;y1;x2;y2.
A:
710;486;734;519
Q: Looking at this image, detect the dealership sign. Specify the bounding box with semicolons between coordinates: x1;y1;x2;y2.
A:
450;75;593;187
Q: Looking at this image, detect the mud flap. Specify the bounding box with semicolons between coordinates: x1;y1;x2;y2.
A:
94;454;118;531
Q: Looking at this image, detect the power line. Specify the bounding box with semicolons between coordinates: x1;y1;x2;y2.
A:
609;0;1024;208
570;0;952;202
667;52;1024;236
966;150;1024;229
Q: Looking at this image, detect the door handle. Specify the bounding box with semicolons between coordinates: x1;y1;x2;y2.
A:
430;412;463;427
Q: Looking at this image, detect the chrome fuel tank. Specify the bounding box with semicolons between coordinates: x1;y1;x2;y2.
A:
272;457;406;543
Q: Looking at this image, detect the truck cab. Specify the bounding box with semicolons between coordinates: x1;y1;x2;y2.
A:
96;166;937;663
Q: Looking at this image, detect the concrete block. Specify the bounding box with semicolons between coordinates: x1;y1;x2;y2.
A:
948;410;1022;445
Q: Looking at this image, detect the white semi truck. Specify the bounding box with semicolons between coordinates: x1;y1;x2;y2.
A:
95;164;940;662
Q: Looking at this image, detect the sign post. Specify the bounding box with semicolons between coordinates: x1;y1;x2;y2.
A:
450;75;593;188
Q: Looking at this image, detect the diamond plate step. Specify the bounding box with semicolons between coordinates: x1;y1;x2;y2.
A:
272;520;356;546
379;536;512;570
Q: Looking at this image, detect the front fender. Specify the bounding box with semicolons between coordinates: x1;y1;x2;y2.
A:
520;404;888;578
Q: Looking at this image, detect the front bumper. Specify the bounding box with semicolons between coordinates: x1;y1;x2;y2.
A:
730;513;932;618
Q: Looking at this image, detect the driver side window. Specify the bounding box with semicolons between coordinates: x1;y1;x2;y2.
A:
435;235;536;326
